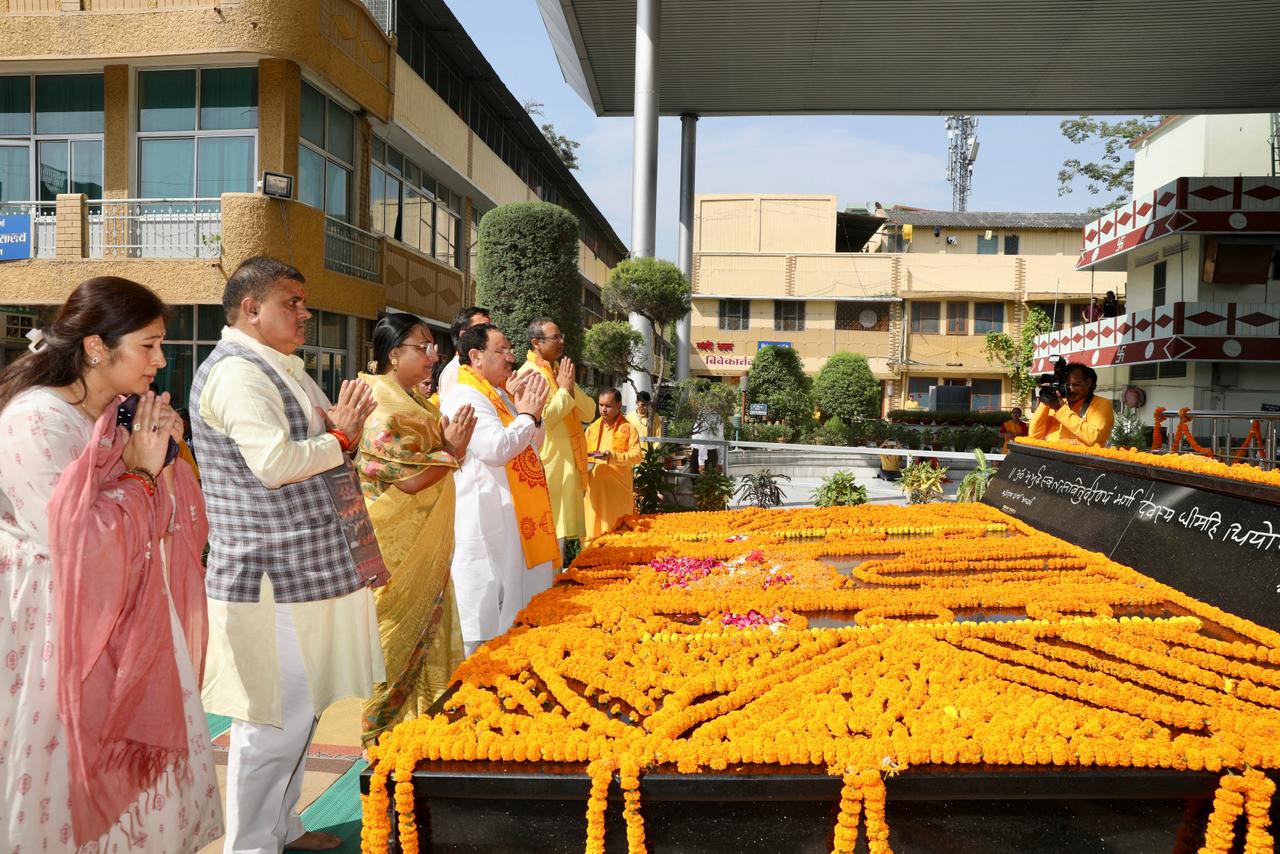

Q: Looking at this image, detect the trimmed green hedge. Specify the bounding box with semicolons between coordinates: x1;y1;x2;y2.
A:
476;201;583;364
888;409;1011;426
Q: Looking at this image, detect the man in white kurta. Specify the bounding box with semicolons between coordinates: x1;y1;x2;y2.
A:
440;323;554;656
435;306;491;400
192;258;386;854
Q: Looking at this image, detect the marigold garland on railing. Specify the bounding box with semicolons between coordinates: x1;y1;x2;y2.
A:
362;502;1280;854
1016;436;1280;488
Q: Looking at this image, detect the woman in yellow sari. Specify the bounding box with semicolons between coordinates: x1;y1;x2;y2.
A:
357;313;476;745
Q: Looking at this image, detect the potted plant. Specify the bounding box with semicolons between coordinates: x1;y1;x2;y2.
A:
691;466;735;511
734;469;791;509
956;449;996;503
900;460;948;504
811;470;869;507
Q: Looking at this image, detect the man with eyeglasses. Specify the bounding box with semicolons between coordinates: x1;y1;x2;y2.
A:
518;318;596;561
1028;362;1115;447
441;323;557;656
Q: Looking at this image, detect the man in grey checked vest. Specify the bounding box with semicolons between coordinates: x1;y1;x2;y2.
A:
191;256;390;854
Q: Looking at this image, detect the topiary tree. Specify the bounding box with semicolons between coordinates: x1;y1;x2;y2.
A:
814;352;881;423
476;201;583;365
747;345;812;430
582;320;644;385
601;257;692;422
670;377;737;439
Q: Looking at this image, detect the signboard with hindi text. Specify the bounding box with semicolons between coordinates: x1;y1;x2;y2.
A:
985;444;1280;631
0;214;32;261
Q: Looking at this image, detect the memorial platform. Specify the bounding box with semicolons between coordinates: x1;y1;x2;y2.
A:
361;444;1280;853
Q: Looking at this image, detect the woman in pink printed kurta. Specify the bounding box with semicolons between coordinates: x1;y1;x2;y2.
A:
1;276;222;853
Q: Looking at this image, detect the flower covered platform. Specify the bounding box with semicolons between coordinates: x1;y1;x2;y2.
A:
362;445;1280;854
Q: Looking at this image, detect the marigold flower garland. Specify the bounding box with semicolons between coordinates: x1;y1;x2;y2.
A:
361;503;1280;854
1017;436;1280;488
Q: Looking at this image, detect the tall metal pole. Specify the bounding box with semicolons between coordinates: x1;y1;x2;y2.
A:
628;0;660;405
675;112;697;381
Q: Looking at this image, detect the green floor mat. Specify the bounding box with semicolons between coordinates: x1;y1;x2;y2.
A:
206;713;233;740
301;761;365;853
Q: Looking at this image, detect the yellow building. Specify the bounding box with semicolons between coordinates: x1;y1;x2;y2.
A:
689;195;1126;412
0;0;625;407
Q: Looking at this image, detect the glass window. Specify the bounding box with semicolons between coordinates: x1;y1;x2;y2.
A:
773;300;804;332
1003;234;1019;255
0;76;31;135
300;83;326;148
910;301;940;334
166;304;195;340
35;74;103;135
36;140;67;201
402;186;426;251
158;343;195;409
196;136;254;197
197;304;224;340
369;164;388;234
907;377;935;407
324;161;349;221
319;311;346;349
139;138;195;197
1153;261;1167;307
946;301;968;335
970;379;1002;412
70;139;102;198
976;234;998;255
199;67;258;130
973;302;1005;334
139;69;196;132
298;144;325;209
0;145;29;202
326;104;354;164
718;299;749;331
1029;302;1066;331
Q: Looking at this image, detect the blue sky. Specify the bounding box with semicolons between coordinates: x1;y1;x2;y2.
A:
445;0;1117;258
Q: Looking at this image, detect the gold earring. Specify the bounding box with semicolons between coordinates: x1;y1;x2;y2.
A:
391;358;398;369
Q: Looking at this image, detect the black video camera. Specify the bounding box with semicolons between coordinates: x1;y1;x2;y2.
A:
1036;357;1069;406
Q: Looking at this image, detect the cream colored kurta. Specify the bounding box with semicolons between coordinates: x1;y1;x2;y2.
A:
517;362;595;540
198;327;384;727
626;411;663;441
584;417;643;541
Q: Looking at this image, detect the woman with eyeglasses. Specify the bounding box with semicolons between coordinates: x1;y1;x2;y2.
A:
355;313;477;745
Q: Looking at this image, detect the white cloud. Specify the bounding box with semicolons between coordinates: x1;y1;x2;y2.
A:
573;116;950;258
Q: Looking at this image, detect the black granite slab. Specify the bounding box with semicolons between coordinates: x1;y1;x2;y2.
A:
985;444;1280;631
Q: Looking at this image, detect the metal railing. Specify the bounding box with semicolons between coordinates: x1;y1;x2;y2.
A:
88;198;221;259
0;201;56;258
324;216;382;282
642;434;1002;465
1159;410;1280;471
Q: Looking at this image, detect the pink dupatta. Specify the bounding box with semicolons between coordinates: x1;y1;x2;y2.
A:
47;402;210;846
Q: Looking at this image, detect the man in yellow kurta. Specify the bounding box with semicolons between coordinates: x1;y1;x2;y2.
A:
626;389;663;440
584;387;643;540
517;318;596;554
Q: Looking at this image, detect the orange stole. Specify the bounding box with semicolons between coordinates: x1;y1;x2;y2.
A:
457;365;561;570
585;417;637;458
524;351;590;477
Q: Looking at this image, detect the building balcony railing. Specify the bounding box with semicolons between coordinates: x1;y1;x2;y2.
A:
325;216;383;283
90;199;222;259
1031;301;1280;374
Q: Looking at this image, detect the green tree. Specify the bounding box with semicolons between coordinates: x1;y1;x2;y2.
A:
984;307;1053;406
1057;115;1161;212
670;377;737;438
747;345;812;429
476;202;583;365
814;352;881;423
601;256;692;428
523;100;582;170
582;320;643;384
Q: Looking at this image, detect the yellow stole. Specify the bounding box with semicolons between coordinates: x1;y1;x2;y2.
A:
524;350;589;477
457;365;561;570
585;417;637;456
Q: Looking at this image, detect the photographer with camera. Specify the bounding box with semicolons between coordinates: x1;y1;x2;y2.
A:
1028;360;1114;447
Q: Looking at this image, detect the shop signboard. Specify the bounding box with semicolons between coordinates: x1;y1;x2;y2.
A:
0;214;32;261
